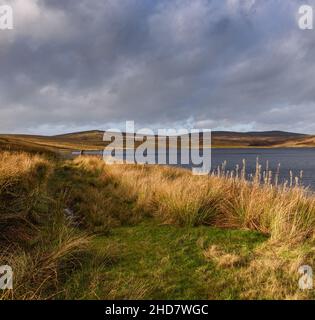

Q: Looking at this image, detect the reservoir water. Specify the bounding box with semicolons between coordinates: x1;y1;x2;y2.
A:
211;148;315;189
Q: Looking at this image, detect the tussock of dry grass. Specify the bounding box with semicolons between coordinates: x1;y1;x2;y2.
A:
101;161;315;243
203;245;243;268
0;152;91;300
0;151;49;190
1;232;91;300
0;152;52;242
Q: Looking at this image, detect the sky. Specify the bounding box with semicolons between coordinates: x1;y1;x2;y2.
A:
1;0;315;135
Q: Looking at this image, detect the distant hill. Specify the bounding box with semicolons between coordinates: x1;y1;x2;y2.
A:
212;130;305;137
54;130;104;141
210;131;308;147
0;130;313;153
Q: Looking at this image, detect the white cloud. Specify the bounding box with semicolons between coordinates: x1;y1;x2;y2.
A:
9;0;70;41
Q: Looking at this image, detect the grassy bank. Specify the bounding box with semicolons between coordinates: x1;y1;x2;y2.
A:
1;151;315;299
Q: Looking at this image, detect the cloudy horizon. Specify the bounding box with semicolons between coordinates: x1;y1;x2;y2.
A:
1;0;315;135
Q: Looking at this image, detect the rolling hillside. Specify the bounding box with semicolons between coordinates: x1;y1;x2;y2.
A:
0;130;313;153
211;131;308;147
54;130;310;148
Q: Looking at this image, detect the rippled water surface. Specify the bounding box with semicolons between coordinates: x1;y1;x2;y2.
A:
212;148;315;189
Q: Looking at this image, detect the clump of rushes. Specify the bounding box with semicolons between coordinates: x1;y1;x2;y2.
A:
0;152;91;300
102;158;315;243
0;152;51;242
151;176;222;226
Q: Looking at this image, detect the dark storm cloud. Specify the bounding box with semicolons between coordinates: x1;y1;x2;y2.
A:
1;0;315;134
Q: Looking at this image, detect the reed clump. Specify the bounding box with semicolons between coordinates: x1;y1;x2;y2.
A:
0;152;92;300
101;158;315;243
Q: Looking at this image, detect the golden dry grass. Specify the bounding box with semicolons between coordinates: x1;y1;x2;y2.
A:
203;245;243;268
0;152;92;300
100;160;315;241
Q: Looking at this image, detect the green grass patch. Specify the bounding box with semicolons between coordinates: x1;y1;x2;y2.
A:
62;220;267;300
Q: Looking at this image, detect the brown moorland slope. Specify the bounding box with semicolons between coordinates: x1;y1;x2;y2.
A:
0;130;313;151
54;130;312;148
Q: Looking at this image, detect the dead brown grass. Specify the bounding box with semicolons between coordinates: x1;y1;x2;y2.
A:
0;152;92;300
203;245;244;268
